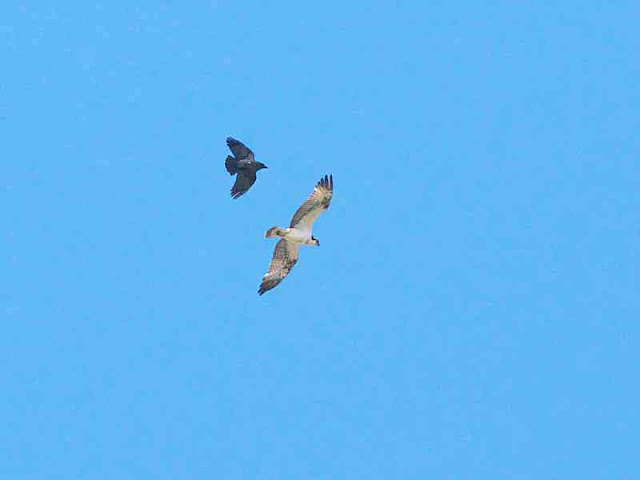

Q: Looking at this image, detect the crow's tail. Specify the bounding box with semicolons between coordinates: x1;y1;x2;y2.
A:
225;156;238;175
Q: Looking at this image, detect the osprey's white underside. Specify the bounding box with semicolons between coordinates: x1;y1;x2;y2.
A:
274;227;315;246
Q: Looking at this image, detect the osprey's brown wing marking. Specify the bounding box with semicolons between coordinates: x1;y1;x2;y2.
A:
226;137;254;161
230;170;257;199
258;240;300;295
289;174;333;233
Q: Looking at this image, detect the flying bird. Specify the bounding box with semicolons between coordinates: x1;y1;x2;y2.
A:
224;137;268;199
258;174;334;295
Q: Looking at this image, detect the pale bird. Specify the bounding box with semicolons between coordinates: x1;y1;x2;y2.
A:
258;174;334;295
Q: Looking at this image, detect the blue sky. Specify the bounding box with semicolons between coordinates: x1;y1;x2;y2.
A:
2;1;639;478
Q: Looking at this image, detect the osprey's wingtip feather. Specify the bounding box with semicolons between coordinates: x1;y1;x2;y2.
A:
318;174;333;191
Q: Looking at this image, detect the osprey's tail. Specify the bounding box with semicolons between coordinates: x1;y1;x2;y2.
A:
225;156;238;175
266;226;286;238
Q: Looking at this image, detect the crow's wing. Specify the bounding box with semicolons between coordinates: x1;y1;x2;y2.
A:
258;239;300;295
226;137;254;161
230;170;257;199
289;174;333;235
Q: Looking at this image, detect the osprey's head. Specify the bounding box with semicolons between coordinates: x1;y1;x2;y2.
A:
311;235;320;246
256;162;268;170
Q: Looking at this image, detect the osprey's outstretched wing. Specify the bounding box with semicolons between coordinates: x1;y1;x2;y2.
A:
258;240;300;295
289;174;333;235
226;137;254;161
230;170;257;199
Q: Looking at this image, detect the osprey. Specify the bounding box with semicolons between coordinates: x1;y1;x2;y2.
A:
224;137;268;199
258;174;334;295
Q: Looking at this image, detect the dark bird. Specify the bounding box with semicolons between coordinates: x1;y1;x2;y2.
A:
259;175;334;295
224;137;268;199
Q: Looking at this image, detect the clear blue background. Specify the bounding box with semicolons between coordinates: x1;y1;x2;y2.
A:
2;2;639;478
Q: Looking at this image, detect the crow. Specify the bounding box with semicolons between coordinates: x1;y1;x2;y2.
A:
224;137;268;199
